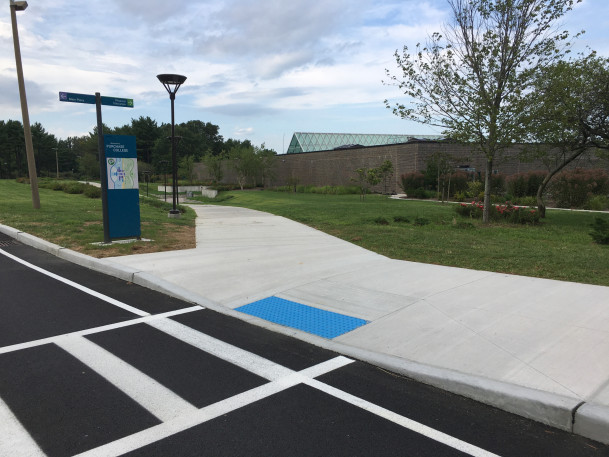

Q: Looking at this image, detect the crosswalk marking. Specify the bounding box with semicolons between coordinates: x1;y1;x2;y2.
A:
1;313;502;457
0;396;46;457
0;248;149;317
303;377;501;457
56;336;198;423
0;306;202;355
72;356;355;457
148;318;294;381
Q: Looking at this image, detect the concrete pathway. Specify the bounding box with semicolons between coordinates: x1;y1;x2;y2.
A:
3;204;608;443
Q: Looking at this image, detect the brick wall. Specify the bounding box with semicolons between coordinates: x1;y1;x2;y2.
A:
193;142;609;193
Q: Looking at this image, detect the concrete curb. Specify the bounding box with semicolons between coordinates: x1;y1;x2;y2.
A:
573;403;609;444
1;223;608;445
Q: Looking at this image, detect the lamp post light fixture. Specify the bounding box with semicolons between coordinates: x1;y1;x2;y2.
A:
143;170;151;197
159;159;169;202
157;74;186;217
52;147;59;179
10;0;40;209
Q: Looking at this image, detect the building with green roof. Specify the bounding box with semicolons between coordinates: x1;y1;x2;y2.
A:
286;132;443;154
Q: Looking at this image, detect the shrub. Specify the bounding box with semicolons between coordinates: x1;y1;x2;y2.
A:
512;196;538;206
456;201;541;224
413;217;431;226
548;169;609;208
506;171;547;198
509;171;546;197
486;173;506;196
373;217;389;225
409;188;433;199
83;185;101;198
449;172;470;195
456;201;483;219
393;215;410;223
466;181;484;198
453;191;466;202
64;183;86;194
453;221;475;229
400;172;425;194
590;217;609;245
584;195;609;211
211;184;241;191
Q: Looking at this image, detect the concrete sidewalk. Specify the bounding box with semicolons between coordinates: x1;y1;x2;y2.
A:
3;204;609;443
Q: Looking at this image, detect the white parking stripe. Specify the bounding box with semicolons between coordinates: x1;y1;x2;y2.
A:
72;356;352;457
148;318;295;381
303;378;501;457
0;306;203;355
0;248;149;316
56;336;198;423
0;396;47;457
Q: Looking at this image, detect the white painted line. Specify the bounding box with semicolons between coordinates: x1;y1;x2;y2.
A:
148;318;295;381
0;248;149;317
56;336;198;423
303;377;501;457
0;306;203;355
0;396;47;457
296;355;354;379
73;356;352;457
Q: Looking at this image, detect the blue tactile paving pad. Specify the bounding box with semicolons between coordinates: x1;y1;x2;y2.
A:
236;296;367;339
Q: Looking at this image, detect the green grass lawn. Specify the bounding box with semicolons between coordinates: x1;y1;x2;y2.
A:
194;190;609;286
0;180;196;257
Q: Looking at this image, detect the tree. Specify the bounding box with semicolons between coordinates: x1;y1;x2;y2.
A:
425;152;454;200
203;152;225;184
31;122;58;177
178;155;196;184
229;144;258;190
2;120;25;177
377;160;394;194
385;0;582;222
255;143;277;188
79;152;99;180
352;166;382;200
523;55;609;216
175;120;224;161
130;116;160;164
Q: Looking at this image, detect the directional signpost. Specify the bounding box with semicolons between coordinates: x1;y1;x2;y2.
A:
59;92;134;108
59;91;135;243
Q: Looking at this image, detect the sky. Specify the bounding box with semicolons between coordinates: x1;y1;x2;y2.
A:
1;0;608;154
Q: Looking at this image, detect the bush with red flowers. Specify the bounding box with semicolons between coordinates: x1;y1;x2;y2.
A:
456;201;540;224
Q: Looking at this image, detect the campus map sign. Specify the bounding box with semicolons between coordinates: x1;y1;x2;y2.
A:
104;135;141;238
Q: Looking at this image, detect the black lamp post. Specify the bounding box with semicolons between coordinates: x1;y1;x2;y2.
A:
159;159;168;202
157;73;187;217
143;170;151;197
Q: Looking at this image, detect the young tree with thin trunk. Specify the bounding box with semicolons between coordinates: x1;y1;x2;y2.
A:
385;0;582;222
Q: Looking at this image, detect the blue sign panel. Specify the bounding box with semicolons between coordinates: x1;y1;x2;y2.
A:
101;96;134;108
59;91;96;104
59;92;134;108
104;135;141;238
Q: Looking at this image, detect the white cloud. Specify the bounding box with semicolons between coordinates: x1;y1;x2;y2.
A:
234;126;254;136
1;0;606;154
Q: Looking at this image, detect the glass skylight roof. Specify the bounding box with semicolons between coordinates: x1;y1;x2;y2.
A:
286;132;443;154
